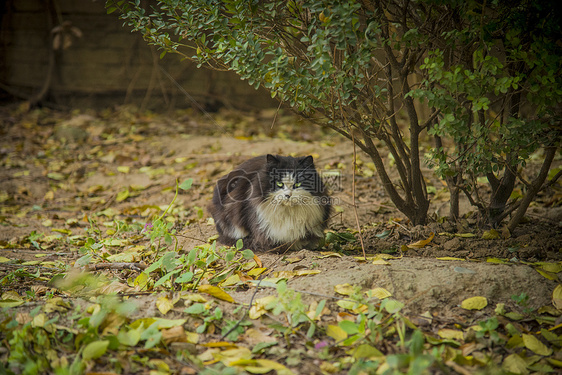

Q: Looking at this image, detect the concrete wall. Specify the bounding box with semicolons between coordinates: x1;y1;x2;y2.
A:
0;0;277;110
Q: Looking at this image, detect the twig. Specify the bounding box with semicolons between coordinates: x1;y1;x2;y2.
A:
86;262;147;271
349;124;367;259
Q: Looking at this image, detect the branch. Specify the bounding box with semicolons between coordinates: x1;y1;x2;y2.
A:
508;146;558;231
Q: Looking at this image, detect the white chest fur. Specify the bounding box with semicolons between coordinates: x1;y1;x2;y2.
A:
256;193;325;243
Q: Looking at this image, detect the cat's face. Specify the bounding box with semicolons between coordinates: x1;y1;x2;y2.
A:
265;155;320;206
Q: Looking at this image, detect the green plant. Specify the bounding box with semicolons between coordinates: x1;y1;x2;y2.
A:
412;1;562;228
108;0;560;229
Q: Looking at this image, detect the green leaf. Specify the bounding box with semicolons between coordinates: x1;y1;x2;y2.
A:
235;238;244;250
241;249;254;259
82;340;109;360
179;178;193;190
117;329;141;346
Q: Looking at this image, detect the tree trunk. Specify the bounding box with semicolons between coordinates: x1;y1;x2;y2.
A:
507;147;557;231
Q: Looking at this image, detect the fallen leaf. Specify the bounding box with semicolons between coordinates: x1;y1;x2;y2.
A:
406;232;435;249
502;353;529;375
249;295;276;319
117;327;141;347
334;283;356;296
162;325;191;344
482;229;500;239
214;347;253;366
326;324;347;342
198;285;235;303
247;268;267;277
536;268;557;280
522;334;553;356
350;344;384;359
437;257;466;261
461;296;488;310
438;329;464;341
365;287;392;300
552;284;562;310
82;340;109;360
455;233;476;238
156;296;175;315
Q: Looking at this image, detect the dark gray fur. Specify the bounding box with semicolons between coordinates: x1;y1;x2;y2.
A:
209;154;331;251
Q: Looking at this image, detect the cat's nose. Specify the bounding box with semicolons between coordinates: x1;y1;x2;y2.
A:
285;193;292;198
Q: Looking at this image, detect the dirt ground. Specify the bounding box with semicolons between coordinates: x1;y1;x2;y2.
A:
1;104;561;322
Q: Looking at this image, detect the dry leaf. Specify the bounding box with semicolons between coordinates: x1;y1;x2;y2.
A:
460;296;488;310
552;284;562;310
522;334;553;356
156;296;175;315
198;285;235;303
406;232;435;249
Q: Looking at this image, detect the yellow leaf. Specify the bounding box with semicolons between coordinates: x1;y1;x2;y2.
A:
334;283;356;296
317;252;342;259
461;296;488;310
0;257;10;263
547;358;562;368
455;233;476;238
249;295;276;319
365;287;392;300
438;329;464;341
406;232;435;249
156;296;175;315
247;268;267;277
536;268;557;280
214;347;252;366
293;269;321;276
117;166;130;173
437;257;465;261
181;293;208;303
221;274;241;287
502;353;529;375
350;344;384;359
326;324;347;342
243;359;294;375
487;257;507;264
198;285;235;303
202;341;238;348
134;272;149;290
116;188;130;202
538;262;562;273
372;259;391;265
482;229;500;239
148;359;169;372
522;334;553;356
51;228;71;235
552;284;562;310
336;300;367;313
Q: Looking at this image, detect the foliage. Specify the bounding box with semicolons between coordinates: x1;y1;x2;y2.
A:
108;0;561;228
0;108;561;374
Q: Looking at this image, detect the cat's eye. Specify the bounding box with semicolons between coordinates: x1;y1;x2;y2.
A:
294;182;302;188
276;182;283;188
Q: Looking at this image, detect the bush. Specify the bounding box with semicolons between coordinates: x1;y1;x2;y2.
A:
108;0;561;229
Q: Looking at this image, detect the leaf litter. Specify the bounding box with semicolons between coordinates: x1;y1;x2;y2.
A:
0;104;561;374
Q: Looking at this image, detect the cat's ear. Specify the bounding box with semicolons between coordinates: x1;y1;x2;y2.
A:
266;154;279;164
299;155;314;166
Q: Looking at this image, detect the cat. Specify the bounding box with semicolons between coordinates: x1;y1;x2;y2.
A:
209;154;331;251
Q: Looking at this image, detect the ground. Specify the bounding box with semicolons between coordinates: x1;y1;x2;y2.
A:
0;104;561;374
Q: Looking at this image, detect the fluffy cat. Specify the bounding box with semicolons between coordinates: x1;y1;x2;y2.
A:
209;154;331;251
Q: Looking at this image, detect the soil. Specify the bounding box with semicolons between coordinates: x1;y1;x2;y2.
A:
0;104;561;323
